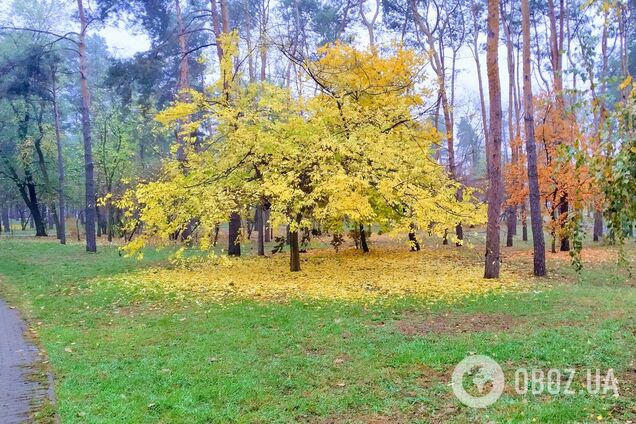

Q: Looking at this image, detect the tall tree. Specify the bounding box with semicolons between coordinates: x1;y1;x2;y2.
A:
50;61;66;244
521;0;546;276
468;0;489;161
211;0;241;256
484;0;503;279
77;0;97;252
501;0;519;247
546;0;570;252
409;0;466;245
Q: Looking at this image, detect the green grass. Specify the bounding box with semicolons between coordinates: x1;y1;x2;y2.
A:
0;239;634;423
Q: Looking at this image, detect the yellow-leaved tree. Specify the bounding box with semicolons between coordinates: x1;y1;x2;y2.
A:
119;39;486;271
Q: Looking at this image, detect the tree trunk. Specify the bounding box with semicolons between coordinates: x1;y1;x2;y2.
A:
559;194;570;251
174;0;192;162
176;0;189;93
1;208;9;233
256;205;265;256
547;0;569;251
521;203;528;241
359;223;369;253
502;3;517;248
18;207;25;230
52;68;67;244
228;212;241;256
484;0;503;279
264;208;271;242
49;203;60;237
470;0;489;155
506;209;514;247
410;0;462;244
359;0;380;48
96;206;103;237
408;229;420;251
27;190;47;236
107;203;114;242
77;0;97;252
47;207;54;230
522;0;546;276
213;223;220;246
289;222;301;272
593;209;603;242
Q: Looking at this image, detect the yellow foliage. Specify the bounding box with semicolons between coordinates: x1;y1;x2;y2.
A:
103;248;523;304
120;42;486;257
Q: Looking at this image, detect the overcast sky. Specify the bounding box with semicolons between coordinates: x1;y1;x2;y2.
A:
0;0;537;130
97;19;516;115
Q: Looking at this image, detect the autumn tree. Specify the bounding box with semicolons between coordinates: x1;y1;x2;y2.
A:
120;41;485;271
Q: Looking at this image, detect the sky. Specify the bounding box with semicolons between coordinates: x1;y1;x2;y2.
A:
98;20;150;58
96;17;514;112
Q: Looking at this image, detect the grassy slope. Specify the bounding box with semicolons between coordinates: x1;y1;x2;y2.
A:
0;239;634;423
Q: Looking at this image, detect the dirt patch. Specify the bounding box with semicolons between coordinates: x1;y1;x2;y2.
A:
393;312;527;336
611;353;636;419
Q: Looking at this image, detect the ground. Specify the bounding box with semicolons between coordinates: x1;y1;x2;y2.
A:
0;235;634;423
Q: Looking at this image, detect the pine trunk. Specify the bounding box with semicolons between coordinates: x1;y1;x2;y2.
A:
484;0;503;279
77;0;97;252
522;0;546;276
52;69;66;244
521;203;528;241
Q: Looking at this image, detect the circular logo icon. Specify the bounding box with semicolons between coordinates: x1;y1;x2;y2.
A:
451;355;505;408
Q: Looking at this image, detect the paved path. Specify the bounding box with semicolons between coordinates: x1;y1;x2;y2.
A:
0;299;52;423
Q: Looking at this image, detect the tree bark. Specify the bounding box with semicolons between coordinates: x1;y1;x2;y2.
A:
176;0;189;93
359;223;369;253
502;2;517;247
77;0;97;252
408;228;420;251
25;176;47;236
174;0;191;162
484;0;503;279
522;0;546;276
559;194;569;251
289;222;301;272
256;205;265;256
521;202;528;241
228;212;241;256
593;209;603;242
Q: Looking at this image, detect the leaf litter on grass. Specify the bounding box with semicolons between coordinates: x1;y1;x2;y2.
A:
100;248;527;304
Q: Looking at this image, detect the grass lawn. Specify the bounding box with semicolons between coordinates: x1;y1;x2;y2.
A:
0;238;634;423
